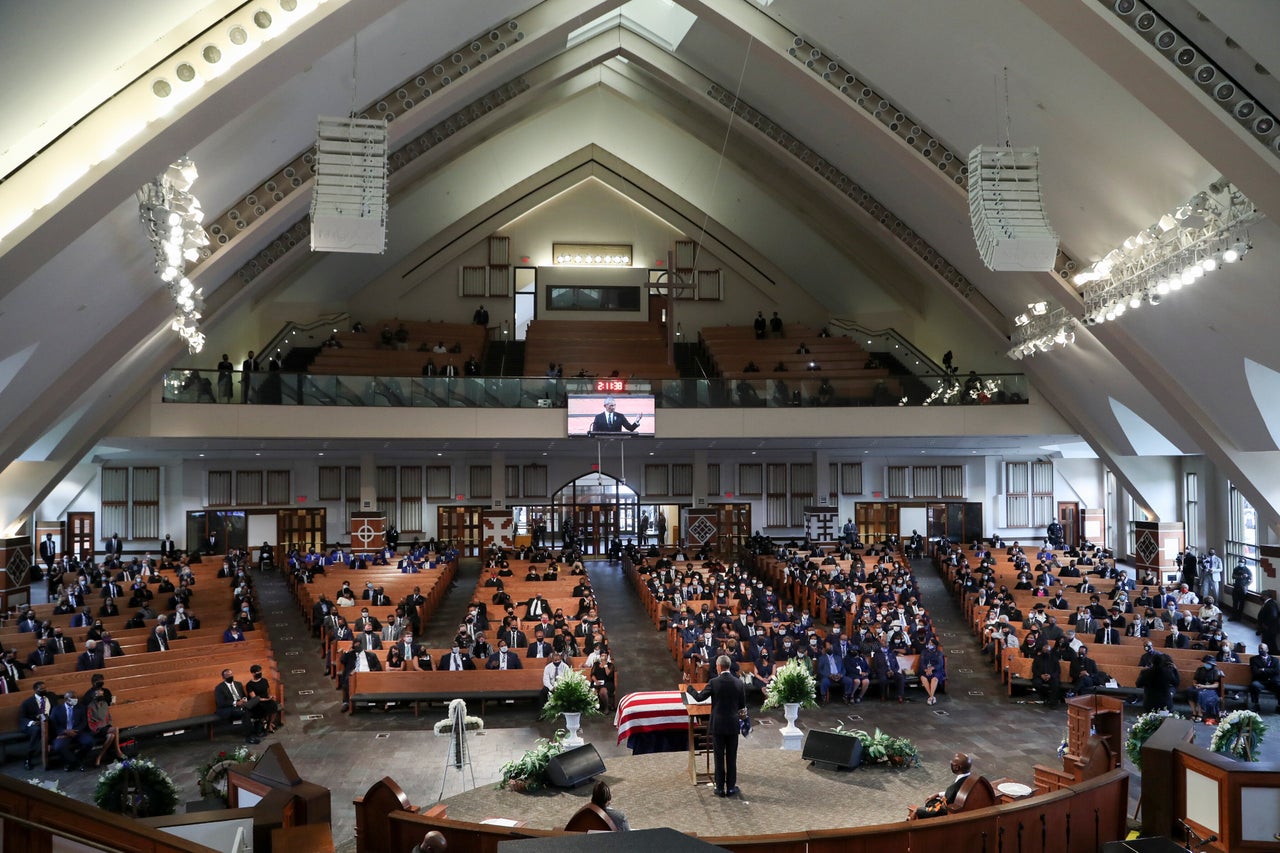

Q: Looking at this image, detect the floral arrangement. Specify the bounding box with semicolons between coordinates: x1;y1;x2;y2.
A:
435;697;485;735
433;715;485;734
25;778;67;796
831;724;920;767
498;731;567;793
540;669;602;720
94;757;180;817
1125;712;1184;768
196;745;258;802
760;658;819;711
1210;710;1267;762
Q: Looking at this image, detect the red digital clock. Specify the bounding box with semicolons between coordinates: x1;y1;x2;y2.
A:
595;378;627;393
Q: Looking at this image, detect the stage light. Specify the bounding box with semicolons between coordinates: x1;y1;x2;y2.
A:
1158;213;1177;232
1030;301;1048;315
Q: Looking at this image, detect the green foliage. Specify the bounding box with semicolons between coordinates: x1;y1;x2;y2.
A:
1125;712;1184;768
1211;711;1268;762
540;669;602;720
93;757;180;817
498;731;568;792
195;745;257;801
831;725;920;767
760;658;819;710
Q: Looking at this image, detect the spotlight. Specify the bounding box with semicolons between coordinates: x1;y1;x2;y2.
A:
1147;292;1161;306
1014;313;1030;326
1129;295;1141;309
1030;301;1048;315
1222;247;1239;263
1158;213;1177;232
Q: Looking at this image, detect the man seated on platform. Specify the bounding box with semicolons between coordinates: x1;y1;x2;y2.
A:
908;753;973;819
1248;643;1280;712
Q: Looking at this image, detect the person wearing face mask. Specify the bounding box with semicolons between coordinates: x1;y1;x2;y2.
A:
487;641;522;670
439;643;476;671
246;664;280;733
919;640;946;705
215;669;262;743
49;691;93;770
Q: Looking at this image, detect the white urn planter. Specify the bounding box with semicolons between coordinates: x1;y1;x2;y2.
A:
563;712;584;748
780;702;803;750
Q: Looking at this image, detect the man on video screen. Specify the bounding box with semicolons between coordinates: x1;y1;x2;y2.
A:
591;397;642;433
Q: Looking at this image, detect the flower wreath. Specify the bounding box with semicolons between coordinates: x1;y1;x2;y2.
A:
196;745;258;801
1124;712;1184;768
1210;710;1267;762
433;697;485;735
93;757;180;817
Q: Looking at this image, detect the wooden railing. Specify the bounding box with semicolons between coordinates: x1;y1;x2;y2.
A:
354;768;1130;853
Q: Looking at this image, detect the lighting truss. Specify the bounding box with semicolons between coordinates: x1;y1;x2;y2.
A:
137;157;208;353
968;146;1059;271
1007;304;1079;360
1072;179;1264;326
310;116;389;254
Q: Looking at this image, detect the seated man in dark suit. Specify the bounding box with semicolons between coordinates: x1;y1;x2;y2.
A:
215;669;263;744
49;692;93;770
909;753;973;819
1165;626;1191;649
485;641;523;670
870;640;906;703
438;644;477;671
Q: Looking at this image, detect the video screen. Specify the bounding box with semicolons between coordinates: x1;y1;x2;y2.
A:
567;394;655;437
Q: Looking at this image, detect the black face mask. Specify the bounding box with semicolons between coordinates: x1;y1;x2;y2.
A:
224;676;234;683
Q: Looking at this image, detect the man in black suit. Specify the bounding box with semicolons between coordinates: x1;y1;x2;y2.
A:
19;681;51;770
39;534;56;572
75;641;105;672
524;593;549;619
146;626;171;652
49;691;93;770
909;753;973;819
486;641;523;670
240;351;258;403
870;640;906;702
159;535;178;561
104;533;123;558
1247;643;1280;712
682;655;746;797
215;669;262;743
438;644;477;671
1093;620;1121;646
590;397;641;433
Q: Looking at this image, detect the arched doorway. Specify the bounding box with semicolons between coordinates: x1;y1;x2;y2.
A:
551;472;638;555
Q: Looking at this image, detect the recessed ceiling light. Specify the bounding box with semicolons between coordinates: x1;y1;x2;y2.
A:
198;453;205;457
255;452;261;456
317;452;324;456
437;452;444;457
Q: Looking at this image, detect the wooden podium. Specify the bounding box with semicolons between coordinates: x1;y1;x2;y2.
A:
682;688;713;786
1065;694;1123;778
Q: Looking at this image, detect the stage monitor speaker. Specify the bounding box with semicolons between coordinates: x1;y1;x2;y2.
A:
801;730;863;771
546;743;606;788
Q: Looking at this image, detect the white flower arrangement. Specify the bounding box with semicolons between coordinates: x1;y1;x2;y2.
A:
1210;710;1267;761
760;658;819;711
434;697;484;734
25;778;67;796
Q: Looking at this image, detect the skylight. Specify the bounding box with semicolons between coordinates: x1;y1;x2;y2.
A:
567;0;698;52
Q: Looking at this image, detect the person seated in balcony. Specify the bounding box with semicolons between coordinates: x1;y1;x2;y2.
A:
380;326;394;348
351;320;365;333
322;334;342;348
742;361;760;373
432;340;447;353
805;361;821;372
465;355;481;376
795;342;810;354
773;361;787;372
394;324;410;350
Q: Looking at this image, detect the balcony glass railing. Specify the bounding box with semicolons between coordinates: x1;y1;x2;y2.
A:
162;371;1029;408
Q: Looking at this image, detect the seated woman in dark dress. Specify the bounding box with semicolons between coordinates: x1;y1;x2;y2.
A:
246;664;281;733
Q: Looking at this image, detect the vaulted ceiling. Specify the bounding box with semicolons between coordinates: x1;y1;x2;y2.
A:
0;0;1278;533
